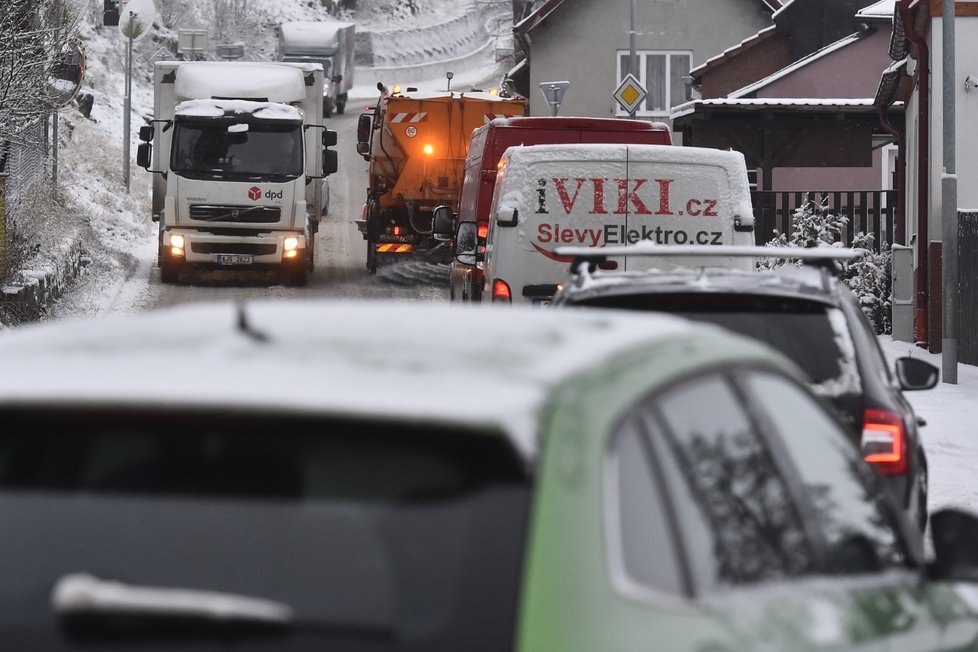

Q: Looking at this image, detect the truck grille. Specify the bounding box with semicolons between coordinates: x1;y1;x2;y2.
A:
190;243;277;255
189;204;282;223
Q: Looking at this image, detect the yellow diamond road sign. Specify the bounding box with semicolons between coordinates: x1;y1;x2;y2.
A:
614;73;647;114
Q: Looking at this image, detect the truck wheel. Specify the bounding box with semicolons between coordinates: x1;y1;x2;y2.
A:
285;266;308;287
336;100;345;115
324;97;333;118
366;242;377;274
160;262;180;284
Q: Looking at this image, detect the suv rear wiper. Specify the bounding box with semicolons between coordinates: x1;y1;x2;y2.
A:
51;573;293;627
51;573;393;641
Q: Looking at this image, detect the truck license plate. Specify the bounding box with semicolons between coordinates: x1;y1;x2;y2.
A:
216;254;253;265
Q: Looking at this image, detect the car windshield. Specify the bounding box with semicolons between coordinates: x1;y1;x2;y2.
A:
170;120;304;181
0;410;530;651
577;293;856;388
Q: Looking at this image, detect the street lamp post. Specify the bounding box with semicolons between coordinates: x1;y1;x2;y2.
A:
123;11;134;194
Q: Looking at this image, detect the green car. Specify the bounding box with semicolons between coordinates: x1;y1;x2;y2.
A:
0;301;976;651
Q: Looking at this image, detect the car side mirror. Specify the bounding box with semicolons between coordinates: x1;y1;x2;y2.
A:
432;205;455;242
895;357;939;391
138;125;154;142
136;142;152;169
929;509;978;582
455;221;481;266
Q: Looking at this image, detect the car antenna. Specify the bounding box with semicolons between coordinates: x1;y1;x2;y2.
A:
236;301;269;343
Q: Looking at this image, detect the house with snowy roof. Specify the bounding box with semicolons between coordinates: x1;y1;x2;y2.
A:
672;0;899;250
508;0;779;121
873;0;978;356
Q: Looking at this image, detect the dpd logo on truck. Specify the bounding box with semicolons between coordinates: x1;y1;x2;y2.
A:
248;186;262;201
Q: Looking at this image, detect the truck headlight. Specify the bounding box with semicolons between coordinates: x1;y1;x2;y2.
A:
284;236;299;251
170;234;185;249
323;83;329;96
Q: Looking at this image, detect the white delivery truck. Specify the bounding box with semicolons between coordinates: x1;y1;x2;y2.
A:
279;21;355;117
137;61;338;286
473;143;756;304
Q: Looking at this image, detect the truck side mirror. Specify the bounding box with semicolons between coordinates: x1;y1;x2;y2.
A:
455;221;481;266
323;149;338;176
322;129;337;147
138;125;154;142
136;142;152;169
432;205;455;242
332;74;343;83
356;142;370;160
357;113;372;144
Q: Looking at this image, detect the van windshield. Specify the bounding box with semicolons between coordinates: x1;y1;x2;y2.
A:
0;410;531;651
171;119;304;182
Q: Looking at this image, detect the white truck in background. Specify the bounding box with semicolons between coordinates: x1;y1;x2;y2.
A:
137;61;337;286
279;20;355;117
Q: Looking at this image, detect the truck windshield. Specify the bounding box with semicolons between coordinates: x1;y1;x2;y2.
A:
171;120;304;181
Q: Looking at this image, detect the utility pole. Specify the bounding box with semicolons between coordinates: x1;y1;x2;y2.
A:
942;0;958;383
629;0;637;119
123;11;134;194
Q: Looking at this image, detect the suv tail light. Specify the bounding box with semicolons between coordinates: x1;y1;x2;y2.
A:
492;279;512;303
862;408;907;475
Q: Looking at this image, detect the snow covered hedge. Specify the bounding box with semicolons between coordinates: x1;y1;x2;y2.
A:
759;194;892;335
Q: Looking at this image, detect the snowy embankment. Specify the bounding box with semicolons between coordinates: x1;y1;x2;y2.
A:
879;337;978;514
0;0;506;326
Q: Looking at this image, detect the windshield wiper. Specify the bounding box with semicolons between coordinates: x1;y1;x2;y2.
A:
51;573;393;641
53;572;292;623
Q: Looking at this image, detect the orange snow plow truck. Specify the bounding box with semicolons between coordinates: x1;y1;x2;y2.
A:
355;84;526;272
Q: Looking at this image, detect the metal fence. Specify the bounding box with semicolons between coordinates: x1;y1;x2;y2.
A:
959;211;978;365
0;117;49;278
751;190;897;252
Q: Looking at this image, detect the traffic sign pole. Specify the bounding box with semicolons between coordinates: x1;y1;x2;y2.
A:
629;0;637;118
539;80;570;117
123;11;133;193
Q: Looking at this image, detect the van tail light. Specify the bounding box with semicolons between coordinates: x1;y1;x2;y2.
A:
862;408;907;475
492;279;512;303
478;224;489;239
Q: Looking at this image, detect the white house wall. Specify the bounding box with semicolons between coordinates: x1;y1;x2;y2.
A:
526;0;772;121
928;15;978;244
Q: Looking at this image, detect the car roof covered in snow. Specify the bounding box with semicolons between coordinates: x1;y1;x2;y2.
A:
172;62;312;104
558;263;843;306
0;301;794;459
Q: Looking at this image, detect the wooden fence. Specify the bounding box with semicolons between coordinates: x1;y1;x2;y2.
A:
751;190;897;251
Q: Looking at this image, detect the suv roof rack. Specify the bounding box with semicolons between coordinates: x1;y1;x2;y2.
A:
555;244;865;277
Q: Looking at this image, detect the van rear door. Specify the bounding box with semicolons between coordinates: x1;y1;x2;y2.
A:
623;146;753;271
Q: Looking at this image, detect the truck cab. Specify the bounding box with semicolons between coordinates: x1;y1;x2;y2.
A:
139;62;336;286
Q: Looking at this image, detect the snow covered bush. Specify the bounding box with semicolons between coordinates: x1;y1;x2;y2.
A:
757;193;892;334
0;0;79;147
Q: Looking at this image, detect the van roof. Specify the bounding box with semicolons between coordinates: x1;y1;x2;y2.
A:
486;117;670;132
0;301;781;459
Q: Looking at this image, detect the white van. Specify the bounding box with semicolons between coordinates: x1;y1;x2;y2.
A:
477;143;756;304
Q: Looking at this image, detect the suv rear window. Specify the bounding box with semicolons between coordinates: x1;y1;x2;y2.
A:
578;294;857;390
0;410;530;651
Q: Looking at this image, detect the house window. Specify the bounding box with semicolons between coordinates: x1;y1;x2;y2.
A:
616;50;692;116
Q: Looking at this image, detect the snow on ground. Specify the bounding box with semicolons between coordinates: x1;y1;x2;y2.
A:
878;337;978;514
17;0;497;321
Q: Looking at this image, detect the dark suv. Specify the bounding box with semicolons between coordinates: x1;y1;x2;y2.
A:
553;246;939;530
